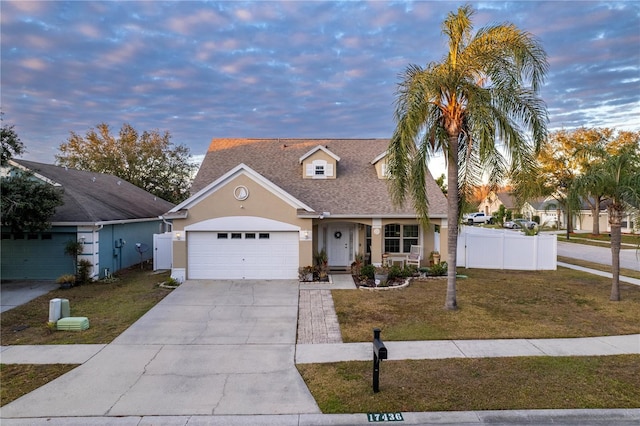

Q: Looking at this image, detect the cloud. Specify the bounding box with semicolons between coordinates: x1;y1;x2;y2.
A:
0;0;637;165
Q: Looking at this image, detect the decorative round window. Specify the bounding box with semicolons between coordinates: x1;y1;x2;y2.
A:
334;231;342;239
233;185;249;201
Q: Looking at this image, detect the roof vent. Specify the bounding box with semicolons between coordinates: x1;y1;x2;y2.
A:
92;177;96;182
117;180;121;185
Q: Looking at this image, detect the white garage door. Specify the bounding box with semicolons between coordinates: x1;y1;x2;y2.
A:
188;230;299;279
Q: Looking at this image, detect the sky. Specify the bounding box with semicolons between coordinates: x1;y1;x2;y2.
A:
2;0;639;175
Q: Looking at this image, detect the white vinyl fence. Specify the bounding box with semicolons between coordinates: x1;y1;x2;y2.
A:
457;226;557;270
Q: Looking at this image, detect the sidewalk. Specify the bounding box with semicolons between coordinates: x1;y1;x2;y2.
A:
558;261;640;286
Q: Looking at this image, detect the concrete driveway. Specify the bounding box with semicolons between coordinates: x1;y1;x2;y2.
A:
0;281;58;313
1;279;320;418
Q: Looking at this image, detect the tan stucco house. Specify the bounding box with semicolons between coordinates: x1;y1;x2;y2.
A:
164;138;448;281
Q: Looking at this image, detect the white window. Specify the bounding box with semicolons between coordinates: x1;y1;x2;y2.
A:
306;160;334;178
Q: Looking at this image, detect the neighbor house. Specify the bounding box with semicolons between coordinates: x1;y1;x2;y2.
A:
521;196;563;228
164;138;448;281
478;190;518;216
1;160;175;280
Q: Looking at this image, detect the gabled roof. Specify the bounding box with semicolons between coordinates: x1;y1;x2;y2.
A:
298;145;341;163
191;138;448;217
171;163;313;213
495;191;517;209
10;160;175;224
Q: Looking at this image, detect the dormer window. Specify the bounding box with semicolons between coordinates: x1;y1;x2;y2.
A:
371;151;390;179
306;159;333;178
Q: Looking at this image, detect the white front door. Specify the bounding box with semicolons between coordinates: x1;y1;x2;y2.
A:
327;224;351;267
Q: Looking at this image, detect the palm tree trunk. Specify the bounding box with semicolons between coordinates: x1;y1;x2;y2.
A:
609;205;623;301
591;204;600;235
445;133;459;310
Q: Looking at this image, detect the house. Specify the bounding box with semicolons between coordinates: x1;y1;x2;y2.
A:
164;138;448;281
478;190;518;216
1;160;175;280
522;196;562;228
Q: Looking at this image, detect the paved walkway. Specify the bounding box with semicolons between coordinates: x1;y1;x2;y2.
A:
558;262;640;286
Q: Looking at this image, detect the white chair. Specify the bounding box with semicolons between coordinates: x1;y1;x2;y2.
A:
406;245;422;267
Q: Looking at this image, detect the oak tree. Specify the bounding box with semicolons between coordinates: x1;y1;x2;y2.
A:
56;123;197;204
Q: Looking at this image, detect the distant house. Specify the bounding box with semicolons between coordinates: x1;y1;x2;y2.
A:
163;138;448;281
522;196;562;228
478;190;518;216
1;160;175;280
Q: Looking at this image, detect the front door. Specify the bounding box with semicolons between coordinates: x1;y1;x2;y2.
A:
327;224;351;267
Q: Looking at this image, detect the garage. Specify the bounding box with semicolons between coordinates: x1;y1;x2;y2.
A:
186;217;300;280
1;231;76;280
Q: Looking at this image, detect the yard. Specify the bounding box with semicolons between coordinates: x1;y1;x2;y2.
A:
2;265;640;411
297;266;640;413
333;268;640;342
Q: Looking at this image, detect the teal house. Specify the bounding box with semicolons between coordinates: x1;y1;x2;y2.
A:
1;160;175;280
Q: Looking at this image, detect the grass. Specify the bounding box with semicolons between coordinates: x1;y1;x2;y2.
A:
559;233;640;248
333;268;640;342
1;266;172;406
558;256;640;280
1;267;171;345
297;355;640;413
1;364;78;406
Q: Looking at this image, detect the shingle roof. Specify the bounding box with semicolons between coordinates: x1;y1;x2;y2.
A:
13;160;175;223
496;191;517;209
191;138;447;217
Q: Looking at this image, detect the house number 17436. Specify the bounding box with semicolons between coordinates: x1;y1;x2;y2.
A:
367;412;404;422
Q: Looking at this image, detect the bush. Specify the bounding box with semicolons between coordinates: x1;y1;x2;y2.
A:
388;264;403;280
56;274;76;286
403;265;418;277
360;264;375;279
429;262;448;276
76;259;93;285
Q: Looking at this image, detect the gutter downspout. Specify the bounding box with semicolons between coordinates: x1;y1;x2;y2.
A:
160;215;173;232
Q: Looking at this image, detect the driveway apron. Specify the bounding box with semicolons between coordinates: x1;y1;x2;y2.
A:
1;280;320;418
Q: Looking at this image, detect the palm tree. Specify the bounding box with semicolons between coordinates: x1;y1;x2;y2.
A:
573;143;640;301
387;4;548;309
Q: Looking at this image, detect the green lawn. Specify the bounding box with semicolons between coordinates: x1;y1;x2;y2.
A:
298;355;640;413
333;268;640;342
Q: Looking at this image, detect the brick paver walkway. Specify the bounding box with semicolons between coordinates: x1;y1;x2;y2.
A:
297;289;342;344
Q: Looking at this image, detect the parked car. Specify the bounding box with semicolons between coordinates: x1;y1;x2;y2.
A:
504;218;537;229
465;212;494;225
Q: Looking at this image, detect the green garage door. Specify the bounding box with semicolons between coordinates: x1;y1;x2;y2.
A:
1;231;76;280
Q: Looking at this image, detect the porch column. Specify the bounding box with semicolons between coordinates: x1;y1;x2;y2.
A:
439;219;449;263
371;219;383;265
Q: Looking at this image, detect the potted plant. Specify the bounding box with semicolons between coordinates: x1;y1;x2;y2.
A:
374;265;389;286
429;251;441;266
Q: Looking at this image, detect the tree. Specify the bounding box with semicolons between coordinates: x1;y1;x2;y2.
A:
435;173;448;195
573;143;640;301
1;171;64;232
56;123;197;204
387;4;548;310
1;114;25;166
536;128;635;236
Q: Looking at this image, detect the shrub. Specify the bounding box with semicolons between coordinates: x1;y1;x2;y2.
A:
429;261;448;276
360;264;375;279
165;277;180;286
76;259;93;285
56;274;76;286
388;264;403;280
